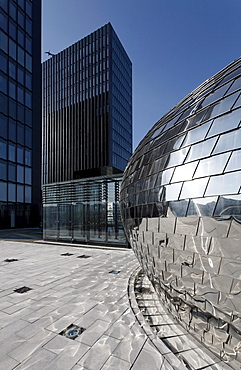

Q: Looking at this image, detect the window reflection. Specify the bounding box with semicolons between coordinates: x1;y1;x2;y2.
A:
232;94;241;109
228;77;241;94
160;182;182;202
213;129;241;154
0;160;7;180
0;138;7;159
156;168;174;186
8;143;16;162
225;150;241;172
169;200;189;217
194;152;229;178
207;109;241;138
214;194;241;217
17;146;24;164
182;121;212;147
8;183;16;202
185;137;217;162
17;165;24;183
172;161;198;182
0;181;7;201
205;171;241;197
180;177;209;199
187;196;217;217
0;114;7;139
205;92;240;120
25;185;31;203
8;163;16;181
25;149;32;166
202;82;232;108
17;184;24;202
166;147;189;168
185;107;208;130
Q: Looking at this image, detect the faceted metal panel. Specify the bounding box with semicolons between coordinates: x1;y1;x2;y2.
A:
120;57;241;368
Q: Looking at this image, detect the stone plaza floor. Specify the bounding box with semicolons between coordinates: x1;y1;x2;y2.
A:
0;234;233;369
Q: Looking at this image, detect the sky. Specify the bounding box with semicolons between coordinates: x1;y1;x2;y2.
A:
42;0;241;150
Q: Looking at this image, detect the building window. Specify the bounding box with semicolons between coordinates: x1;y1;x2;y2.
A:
8;142;16;162
0;160;7;180
8;163;16;181
0;181;7;201
17;184;24;202
8;182;16;202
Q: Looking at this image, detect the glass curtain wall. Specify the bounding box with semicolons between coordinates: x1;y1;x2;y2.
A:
43;175;127;247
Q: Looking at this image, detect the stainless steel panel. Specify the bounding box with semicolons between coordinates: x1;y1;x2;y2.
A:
120;57;241;368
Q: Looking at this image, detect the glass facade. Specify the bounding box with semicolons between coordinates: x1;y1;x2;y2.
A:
43;175;127;247
120;57;241;367
42;23;132;184
0;0;41;228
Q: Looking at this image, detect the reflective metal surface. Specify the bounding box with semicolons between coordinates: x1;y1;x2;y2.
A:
120;57;241;368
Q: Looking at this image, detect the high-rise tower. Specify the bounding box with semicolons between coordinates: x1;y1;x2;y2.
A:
42;23;132;184
0;0;42;228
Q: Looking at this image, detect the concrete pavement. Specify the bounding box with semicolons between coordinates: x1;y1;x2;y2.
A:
0;238;231;369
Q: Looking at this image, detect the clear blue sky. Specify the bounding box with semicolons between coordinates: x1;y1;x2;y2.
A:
42;0;241;149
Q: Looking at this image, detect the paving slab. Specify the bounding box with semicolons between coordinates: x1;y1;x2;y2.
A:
0;239;234;369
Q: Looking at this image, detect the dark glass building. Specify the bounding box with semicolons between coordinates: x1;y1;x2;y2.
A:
42;24;132;247
121;57;241;367
0;0;42;228
42;23;132;184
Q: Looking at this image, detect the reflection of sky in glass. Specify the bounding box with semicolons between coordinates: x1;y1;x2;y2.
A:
162;182;182;201
172;161;198;182
206;92;240;120
185;137;217;162
202;82;232;108
194;152;229;178
205;171;241;196
227;76;241;94
207;109;241;138
166;148;188;168
156;168;174;186
182;121;212;147
225;150;241;172
180;177;209;199
213;129;241;154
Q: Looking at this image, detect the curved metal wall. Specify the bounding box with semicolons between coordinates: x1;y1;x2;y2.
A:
120;57;241;367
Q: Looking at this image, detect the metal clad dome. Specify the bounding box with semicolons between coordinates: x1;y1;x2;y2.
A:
120;57;241;367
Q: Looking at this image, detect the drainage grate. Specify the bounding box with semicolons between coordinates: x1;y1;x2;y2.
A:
59;324;85;340
61;253;74;256
4;258;19;263
109;270;120;274
14;286;32;294
77;255;91;259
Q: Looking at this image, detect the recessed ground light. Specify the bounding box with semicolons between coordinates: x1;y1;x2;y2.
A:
77;255;91;259
4;259;18;262
14;286;32;294
59;324;85;340
109;270;120;274
61;253;74;256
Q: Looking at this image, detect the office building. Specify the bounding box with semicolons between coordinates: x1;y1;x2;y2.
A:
42;24;132;246
0;0;42;228
42;23;132;184
121;57;241;367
